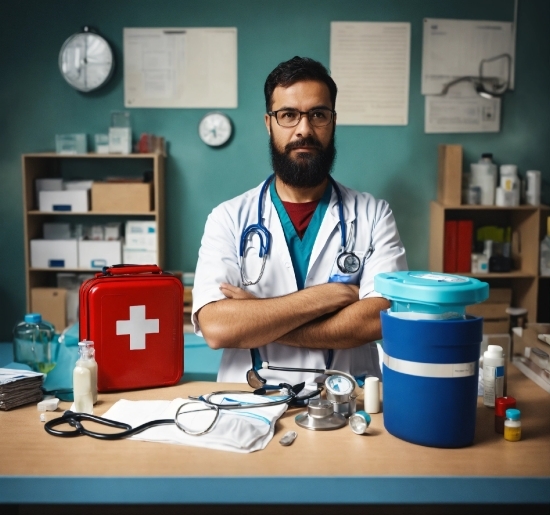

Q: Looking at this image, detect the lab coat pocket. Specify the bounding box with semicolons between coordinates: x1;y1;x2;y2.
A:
328;250;366;285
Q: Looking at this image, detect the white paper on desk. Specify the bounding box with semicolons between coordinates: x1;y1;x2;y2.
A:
422;18;515;95
330;22;410;125
124;27;237;108
102;395;287;453
424;80;500;133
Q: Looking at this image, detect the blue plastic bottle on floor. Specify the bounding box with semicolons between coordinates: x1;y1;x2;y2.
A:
374;272;488;448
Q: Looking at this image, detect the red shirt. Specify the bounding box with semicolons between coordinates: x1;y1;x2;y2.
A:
281;199;320;239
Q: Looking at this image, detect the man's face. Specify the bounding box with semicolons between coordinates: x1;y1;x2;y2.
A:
265;80;336;189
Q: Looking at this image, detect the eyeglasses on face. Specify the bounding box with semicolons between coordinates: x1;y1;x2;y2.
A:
267;108;335;128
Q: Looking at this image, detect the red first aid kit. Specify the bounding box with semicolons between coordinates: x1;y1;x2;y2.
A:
79;264;183;392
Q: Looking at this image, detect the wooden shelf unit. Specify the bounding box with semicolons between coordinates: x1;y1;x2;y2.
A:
22;152;165;312
429;201;550;323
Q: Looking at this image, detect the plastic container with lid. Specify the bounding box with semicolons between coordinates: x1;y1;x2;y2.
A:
504;408;522;441
375;271;488;448
495;396;516;433
470;154;497;206
13;313;57;373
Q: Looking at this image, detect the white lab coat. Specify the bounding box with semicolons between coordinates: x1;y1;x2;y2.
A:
192;178;408;385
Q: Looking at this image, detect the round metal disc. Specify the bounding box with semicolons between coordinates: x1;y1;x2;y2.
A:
295;411;347;431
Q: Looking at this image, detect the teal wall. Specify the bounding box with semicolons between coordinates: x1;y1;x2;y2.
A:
1;0;549;339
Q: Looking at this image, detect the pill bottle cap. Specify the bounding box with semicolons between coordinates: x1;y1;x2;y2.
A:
24;313;42;323
506;408;521;420
485;345;504;358
495;396;516;416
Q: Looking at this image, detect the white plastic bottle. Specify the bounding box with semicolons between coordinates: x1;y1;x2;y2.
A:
470;153;497;206
483;345;505;408
73;340;98;413
540;217;550;277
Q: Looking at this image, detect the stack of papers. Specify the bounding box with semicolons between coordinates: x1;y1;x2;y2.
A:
0;369;44;410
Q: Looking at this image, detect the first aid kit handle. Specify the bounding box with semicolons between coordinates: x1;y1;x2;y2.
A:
102;265;162;276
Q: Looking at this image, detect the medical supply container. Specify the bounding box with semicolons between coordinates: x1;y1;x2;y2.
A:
504;408;522;441
73;341;97;414
13;313;57;373
375;271;488;448
495;396;516;434
483;345;505;407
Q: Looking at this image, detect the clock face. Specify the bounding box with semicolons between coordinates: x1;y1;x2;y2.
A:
59;31;114;92
198;113;232;147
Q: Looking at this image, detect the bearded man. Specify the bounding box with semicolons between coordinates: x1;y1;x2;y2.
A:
192;56;408;387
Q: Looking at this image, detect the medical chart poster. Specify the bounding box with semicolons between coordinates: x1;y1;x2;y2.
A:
124;28;237;108
422;18;515;96
424;81;501;133
330;22;410;126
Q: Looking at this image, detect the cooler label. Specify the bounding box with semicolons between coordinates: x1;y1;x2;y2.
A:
383;354;476;378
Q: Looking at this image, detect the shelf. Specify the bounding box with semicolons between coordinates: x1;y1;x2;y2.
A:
28;211;157;216
23;153;163;159
30;268;101;273
463;272;537;279
432;201;549;211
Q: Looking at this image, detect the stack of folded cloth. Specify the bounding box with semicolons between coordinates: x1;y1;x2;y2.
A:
0;369;44;410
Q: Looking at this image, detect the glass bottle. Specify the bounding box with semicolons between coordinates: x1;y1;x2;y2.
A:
73;340;98;413
13;313;56;373
504;408;522;442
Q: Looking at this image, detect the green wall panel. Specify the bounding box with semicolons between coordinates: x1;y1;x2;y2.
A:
1;0;548;339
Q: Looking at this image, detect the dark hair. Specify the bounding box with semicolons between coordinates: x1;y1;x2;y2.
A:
264;56;337;111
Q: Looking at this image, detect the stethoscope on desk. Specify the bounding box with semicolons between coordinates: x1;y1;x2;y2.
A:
43;381;319;440
240;174;365;286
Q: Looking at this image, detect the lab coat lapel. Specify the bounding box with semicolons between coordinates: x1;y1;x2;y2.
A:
308;182;356;276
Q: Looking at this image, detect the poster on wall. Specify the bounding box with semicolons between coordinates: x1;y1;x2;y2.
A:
330;22;410;126
124;27;237;108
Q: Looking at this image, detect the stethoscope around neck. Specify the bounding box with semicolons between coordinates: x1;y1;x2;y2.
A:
239;174;362;286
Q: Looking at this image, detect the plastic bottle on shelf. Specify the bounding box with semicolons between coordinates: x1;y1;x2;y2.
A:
504;408;522;441
73;340;98;413
498;164;520;206
541;217;550;277
483;345;505;408
13;313;57;373
470;153;497;205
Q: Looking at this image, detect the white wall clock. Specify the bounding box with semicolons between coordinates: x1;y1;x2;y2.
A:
198;112;233;147
59;26;115;92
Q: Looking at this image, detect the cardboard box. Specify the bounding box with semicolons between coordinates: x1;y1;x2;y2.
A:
31;288;67;332
482;320;510;334
122;246;157;265
125;220;157;250
466;302;508;319
487;288;512;304
78;240;122;269
437;144;463;206
30;239;78;269
92;182;152;213
39;190;89;212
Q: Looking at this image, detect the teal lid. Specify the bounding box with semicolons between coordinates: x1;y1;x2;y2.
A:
24;313;42;323
506;408;521;420
374;272;489;307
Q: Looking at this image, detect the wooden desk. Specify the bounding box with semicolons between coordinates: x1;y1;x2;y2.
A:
0;366;548;507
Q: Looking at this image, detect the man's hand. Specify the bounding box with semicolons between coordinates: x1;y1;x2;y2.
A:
219;283;258;300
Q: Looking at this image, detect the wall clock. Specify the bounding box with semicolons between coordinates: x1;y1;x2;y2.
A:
198;112;233;147
59;26;114;92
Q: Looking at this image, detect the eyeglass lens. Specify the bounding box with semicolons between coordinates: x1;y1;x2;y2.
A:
275;109;333;127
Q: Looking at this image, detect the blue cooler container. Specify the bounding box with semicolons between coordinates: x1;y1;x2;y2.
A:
374;272;489;448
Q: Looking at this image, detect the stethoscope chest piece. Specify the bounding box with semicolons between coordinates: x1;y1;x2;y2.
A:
295;399;347;431
324;374;357;417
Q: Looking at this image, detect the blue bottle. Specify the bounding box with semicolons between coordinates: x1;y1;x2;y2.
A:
13;313;57;373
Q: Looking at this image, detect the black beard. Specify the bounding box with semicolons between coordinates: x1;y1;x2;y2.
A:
269;133;336;189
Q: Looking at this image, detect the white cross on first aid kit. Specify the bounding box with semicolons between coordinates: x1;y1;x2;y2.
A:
116;305;160;350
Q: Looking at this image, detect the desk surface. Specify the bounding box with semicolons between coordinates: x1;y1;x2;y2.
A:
0;366;549;505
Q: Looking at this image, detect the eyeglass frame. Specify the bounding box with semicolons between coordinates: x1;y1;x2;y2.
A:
267;107;336;128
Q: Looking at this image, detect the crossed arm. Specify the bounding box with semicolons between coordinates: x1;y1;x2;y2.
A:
197;282;389;350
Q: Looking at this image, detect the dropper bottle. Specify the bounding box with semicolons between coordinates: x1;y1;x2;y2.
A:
73;340;98;413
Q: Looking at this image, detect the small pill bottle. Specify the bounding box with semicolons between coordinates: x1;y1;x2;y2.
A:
504;408;522;442
495;396;516;434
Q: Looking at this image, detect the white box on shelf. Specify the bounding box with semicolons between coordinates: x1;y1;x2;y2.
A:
43;223;71;240
64;180;94;191
78;240;122;269
109;127;132;154
105;222;122;240
30;239;78;269
125;221;157;250
123;246;158;265
36;178;63;192
38;190;89;212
